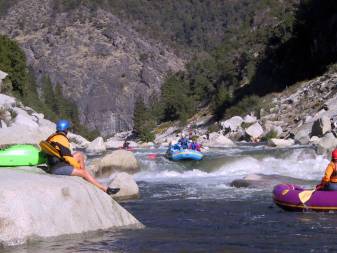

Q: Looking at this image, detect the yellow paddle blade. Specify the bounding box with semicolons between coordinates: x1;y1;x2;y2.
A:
39;141;62;159
298;190;315;204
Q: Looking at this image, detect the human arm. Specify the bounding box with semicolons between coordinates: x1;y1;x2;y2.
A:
321;162;334;183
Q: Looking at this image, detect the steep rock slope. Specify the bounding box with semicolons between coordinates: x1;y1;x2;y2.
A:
0;0;184;136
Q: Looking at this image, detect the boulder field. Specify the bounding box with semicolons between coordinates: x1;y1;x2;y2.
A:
0;167;143;247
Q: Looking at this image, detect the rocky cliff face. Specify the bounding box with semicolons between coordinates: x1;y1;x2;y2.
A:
0;0;184;136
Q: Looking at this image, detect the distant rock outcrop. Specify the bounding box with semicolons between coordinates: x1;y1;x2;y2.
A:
0;0;185;136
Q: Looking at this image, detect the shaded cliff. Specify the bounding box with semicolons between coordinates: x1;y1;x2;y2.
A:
0;0;184;136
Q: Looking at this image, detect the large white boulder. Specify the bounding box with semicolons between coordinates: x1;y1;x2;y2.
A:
316;133;337;155
311;116;331;137
0;94;15;107
293;122;313;144
0;168;142;246
13;114;39;129
221;116;243;131
0;125;53;145
268;138;295;148
201;133;236;147
109;172;139;200
264;121;283;137
0;120;7;128
68;132;90;149
211;134;235;147
127;141;138;148
37;118;56;129
105;139;124;149
245;122;264;139
86;137;106;154
309;136;320;145
89;150;140;177
243;115;257;124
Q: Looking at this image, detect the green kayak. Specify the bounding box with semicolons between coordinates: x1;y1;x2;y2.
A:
0;144;47;167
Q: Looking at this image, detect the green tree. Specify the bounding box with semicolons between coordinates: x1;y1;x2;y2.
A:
133;97;155;142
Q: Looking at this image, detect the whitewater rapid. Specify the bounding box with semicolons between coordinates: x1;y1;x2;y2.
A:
133;146;328;183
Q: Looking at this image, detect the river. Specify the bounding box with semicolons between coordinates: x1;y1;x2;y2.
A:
5;145;337;253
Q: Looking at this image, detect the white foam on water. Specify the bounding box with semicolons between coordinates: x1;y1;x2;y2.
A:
134;148;329;183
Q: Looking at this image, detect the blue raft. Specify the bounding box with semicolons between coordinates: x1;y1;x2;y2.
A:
166;144;204;161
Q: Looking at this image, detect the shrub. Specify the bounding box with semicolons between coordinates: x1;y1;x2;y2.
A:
225;95;262;117
262;129;278;141
207;123;221;133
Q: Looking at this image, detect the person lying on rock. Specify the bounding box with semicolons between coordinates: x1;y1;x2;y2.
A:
44;119;119;195
316;149;337;191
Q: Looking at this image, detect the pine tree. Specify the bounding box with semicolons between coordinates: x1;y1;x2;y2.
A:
133;97;155;142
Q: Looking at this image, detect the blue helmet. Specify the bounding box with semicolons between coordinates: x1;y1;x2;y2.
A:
56;119;71;132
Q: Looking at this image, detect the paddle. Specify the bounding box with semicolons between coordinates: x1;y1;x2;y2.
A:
298;183;324;204
298;189;316;204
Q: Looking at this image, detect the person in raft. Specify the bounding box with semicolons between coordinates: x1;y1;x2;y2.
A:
178;134;189;149
316;149;337;191
45;119;120;195
189;140;201;151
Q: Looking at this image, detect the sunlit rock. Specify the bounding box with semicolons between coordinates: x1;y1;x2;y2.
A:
0;167;143;247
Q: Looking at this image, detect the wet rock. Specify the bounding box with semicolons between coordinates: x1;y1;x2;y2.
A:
230;179;250;188
311;116;331;137
86;137;106;154
0;167;142;246
245;122;263;139
230;174;307;189
109;172;139;200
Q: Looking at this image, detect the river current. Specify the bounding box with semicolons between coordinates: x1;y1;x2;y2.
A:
5;145;337;253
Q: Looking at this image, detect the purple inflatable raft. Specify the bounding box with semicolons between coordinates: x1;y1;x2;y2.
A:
273;184;337;212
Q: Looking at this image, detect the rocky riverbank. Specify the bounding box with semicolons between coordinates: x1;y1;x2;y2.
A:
150;72;337;156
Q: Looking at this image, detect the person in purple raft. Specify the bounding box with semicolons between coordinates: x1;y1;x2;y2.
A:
189;141;201;152
316;149;337;191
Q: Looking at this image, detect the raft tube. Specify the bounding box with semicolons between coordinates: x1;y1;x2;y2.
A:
168;149;203;161
0;144;47;167
273;183;337;212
